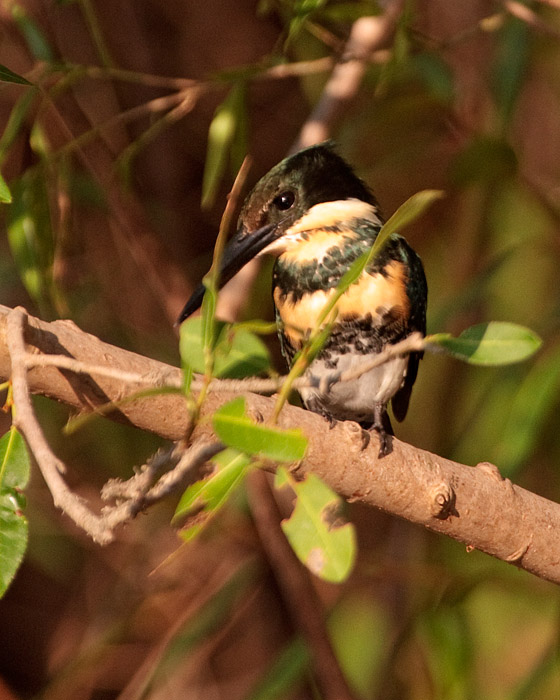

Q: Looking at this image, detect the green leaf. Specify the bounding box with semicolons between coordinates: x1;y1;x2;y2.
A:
175;448;251;541
0;63;33;86
328;595;389;698
371;189;444;260
7;170;56;312
180;317;271;379
0;171;11;203
276;468;356;583
0;88;38;161
200;280;218;365
0;428;30;598
412;52;455;104
232;319;277;336
180;316;213;375
11;5;55;62
201;82;246;209
491;15;530;125
216;328;271;377
417;607;472;696
29;122;50;158
245;638;310;700
0;491;28;598
427;322;541;366
0;428;30;490
213;399;307;462
216;396;246;418
286;0;327;44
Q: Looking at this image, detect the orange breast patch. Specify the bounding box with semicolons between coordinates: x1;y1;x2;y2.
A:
275;260;410;347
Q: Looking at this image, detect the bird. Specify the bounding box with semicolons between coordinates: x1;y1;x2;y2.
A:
177;143;427;457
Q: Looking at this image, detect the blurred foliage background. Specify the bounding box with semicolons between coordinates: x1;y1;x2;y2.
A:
1;0;560;698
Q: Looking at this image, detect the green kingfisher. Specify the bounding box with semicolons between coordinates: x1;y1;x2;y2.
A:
177;144;427;457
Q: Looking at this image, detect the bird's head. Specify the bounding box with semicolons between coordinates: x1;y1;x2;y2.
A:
177;143;377;323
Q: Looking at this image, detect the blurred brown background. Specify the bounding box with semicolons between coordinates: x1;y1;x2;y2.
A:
1;1;560;698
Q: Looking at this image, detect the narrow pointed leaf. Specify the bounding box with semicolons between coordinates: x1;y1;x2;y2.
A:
491;15;529;125
0;63;32;86
213;399;307;462
7;170;55;310
200;282;218;358
232;320;277;336
180;316;212;375
0;172;11;203
368;189;444;262
286;0;327;45
245;638;310;700
175;448;251;541
202;82;246;208
11;6;54;62
0;490;28;597
0;88;37;161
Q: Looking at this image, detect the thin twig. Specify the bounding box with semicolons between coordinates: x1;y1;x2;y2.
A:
54;88;197;158
6;307;222;543
116;89;200;169
101;445;180;501
534;0;560;9
99;441;223;527
24;352;158;386
8;307;112;542
143;441;223;504
20;332;426;398
505;0;560;38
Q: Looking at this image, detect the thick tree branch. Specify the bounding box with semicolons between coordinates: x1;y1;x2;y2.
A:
1;304;559;584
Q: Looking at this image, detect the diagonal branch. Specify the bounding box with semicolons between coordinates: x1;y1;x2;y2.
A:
1;304;560;584
292;1;406;151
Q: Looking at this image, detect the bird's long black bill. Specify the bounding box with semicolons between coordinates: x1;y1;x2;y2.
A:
176;221;279;324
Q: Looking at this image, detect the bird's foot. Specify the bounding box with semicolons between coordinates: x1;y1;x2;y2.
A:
372;426;391;458
326;414;338;430
361;406;393;458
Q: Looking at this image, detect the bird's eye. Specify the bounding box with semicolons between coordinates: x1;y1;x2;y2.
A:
272;191;295;211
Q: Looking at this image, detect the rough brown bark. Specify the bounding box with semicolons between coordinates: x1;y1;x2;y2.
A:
1;303;559;585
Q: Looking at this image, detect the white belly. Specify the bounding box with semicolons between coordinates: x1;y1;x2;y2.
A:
299;353;408;423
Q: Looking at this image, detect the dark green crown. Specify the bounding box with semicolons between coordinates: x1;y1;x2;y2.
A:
239;143;379;234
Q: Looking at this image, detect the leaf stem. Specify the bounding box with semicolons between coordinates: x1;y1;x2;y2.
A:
184;157;253;439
